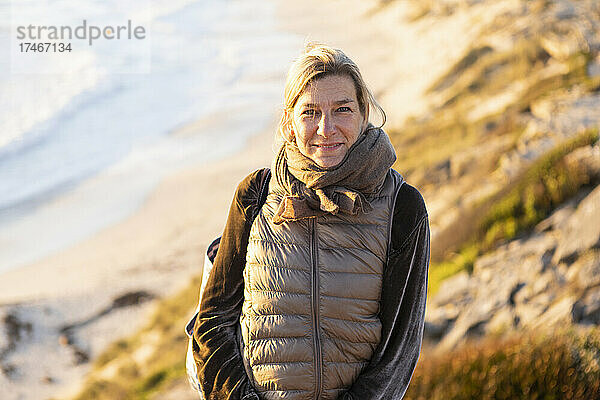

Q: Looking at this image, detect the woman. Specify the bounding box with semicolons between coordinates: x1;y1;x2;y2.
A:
192;44;429;400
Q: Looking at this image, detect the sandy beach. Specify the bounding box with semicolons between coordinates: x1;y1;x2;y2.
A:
0;121;277;398
0;1;510;398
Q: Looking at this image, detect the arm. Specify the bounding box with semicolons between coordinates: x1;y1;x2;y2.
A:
342;184;430;399
192;170;265;400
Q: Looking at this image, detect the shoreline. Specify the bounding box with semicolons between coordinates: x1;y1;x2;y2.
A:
0;121;277;304
0;122;276;304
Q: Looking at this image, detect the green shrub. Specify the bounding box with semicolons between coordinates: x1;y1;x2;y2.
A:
429;244;478;295
134;361;185;398
481;129;599;247
428;129;598;294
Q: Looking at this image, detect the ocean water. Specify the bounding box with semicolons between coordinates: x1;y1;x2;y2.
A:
0;0;300;272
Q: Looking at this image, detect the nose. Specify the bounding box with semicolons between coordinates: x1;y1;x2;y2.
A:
318;112;335;138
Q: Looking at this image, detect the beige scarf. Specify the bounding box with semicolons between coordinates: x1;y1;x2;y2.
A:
272;124;396;224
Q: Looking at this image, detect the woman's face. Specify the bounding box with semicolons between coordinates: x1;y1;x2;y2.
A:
289;74;364;168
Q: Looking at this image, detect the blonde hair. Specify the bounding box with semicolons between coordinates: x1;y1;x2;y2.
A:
278;43;386;141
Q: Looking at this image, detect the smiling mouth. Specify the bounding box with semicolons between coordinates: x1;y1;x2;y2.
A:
313;143;342;150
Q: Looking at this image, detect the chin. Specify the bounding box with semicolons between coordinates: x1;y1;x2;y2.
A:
315;158;343;168
310;149;347;168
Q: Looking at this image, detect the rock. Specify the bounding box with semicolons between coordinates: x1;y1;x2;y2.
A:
450;152;472;179
437;303;492;351
503;94;600;180
424;321;448;340
58;334;70;347
0;322;7;354
474;234;556;275
487;307;516;334
0;310;33;361
530;97;557;120
588;56;600;78
564;144;600;181
565;250;600;289
535;202;576;233
515;292;554;327
472;247;505;273
450;136;514;179
548;95;600;139
430;228;568;349
3;312;32;344
572;287;600;324
432;271;473;306
552;0;577;20
437;264;527;349
498;150;526;179
427;209;598;349
73;348;89;365
553;185;600;264
111;290;155;309
509;282;527;305
391;0;600;353
424;305;460;340
514;272;555;304
539;31;583;61
0;363;17;379
427;159;451;184
533;296;577;328
517;252;549;278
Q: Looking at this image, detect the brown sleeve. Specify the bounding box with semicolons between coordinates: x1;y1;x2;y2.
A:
192;169;266;400
342;184;430;399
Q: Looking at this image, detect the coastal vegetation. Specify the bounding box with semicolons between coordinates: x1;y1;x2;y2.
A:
406;328;600;400
480;129;598;248
429;128;599;295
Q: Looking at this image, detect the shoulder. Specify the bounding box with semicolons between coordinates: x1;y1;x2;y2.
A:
390;178;429;250
394;180;427;224
233;168;270;218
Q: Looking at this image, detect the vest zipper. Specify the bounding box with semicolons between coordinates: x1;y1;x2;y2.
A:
309;217;323;399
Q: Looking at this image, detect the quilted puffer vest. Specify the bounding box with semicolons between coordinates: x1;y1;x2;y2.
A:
239;169;403;400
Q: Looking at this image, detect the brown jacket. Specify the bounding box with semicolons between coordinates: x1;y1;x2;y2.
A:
193;168;429;400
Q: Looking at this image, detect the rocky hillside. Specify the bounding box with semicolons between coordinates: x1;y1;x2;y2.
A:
64;0;600;398
426;182;600;351
392;0;600;349
392;0;600;260
399;0;600;397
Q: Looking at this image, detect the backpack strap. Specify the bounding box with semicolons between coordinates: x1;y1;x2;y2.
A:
186;168;272;394
252;168;271;221
204;168;270;265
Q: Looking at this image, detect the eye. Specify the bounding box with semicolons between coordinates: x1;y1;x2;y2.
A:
302;109;316;117
337;106;352;112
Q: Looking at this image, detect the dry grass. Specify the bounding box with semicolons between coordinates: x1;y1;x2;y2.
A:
391;36;593;184
406;328;600;400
